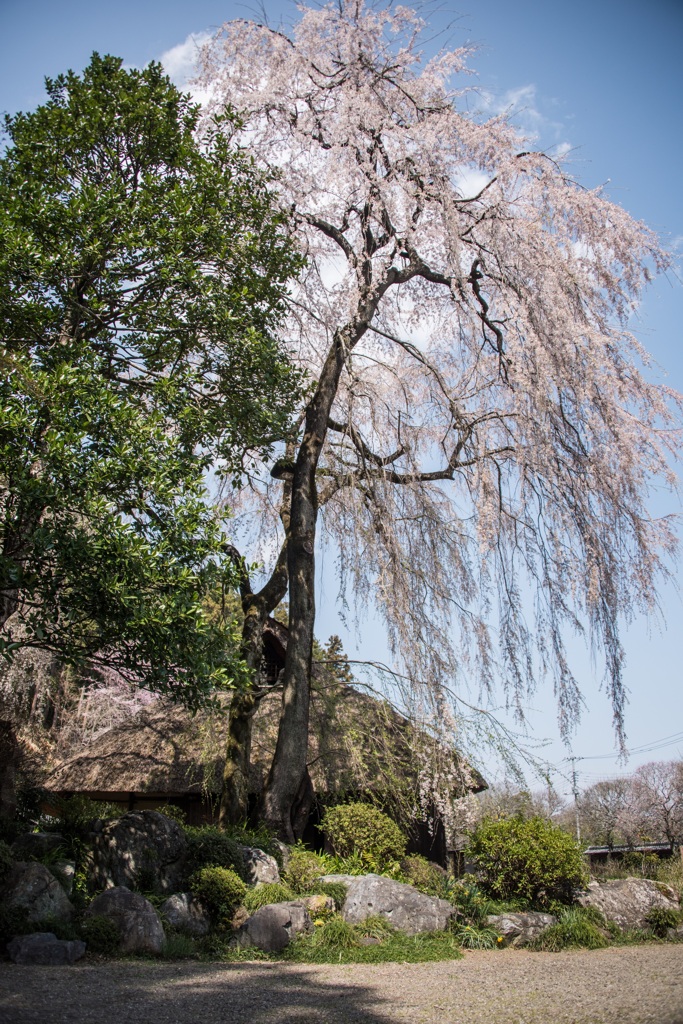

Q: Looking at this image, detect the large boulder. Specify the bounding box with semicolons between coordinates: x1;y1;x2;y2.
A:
242;846;280;886
160;892;210;937
89;811;186;894
578;877;680;931
7;932;86;965
1;861;74;923
486;912;557;947
86;886;164;954
320;873;456;935
233;901;313;953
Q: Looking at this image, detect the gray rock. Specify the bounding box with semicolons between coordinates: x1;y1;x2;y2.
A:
11;832;66;860
7;932;86;965
578;877;680;931
86;885;165;954
1;861;74;923
272;840;290;873
89;811;186;894
52;861;76;896
486;911;557;947
160;892;210;937
320;873;456;935
233;901;313;953
242;846;280;886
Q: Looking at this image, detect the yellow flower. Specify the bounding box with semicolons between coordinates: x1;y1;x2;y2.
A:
314;919;325;927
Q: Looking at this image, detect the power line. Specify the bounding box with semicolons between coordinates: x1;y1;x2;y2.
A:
555;729;683;767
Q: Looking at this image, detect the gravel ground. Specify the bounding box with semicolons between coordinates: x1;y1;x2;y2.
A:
1;945;682;1024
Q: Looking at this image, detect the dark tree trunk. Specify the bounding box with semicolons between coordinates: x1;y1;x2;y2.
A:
0;721;20;821
260;273;401;839
217;542;289;828
260;327;358;840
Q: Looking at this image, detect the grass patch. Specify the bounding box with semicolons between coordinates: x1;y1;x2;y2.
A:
532;907;609;951
160;932;199;959
282;914;464;964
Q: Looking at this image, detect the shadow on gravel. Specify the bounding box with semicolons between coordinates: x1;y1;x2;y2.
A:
0;961;397;1024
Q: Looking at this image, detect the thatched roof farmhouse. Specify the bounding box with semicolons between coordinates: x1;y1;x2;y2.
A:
43;619;486;864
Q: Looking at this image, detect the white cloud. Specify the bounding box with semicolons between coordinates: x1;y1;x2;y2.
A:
475;83;569;152
452;166;490;199
159;31;212;88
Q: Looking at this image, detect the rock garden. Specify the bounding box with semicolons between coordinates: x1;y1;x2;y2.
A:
1;799;682;966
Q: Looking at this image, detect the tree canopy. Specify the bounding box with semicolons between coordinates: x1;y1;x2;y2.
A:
199;1;681;838
0;54;304;706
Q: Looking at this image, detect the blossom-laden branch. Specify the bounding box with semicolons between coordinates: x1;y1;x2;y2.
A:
198;2;681;831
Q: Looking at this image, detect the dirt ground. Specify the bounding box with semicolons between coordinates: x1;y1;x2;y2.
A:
1;944;682;1024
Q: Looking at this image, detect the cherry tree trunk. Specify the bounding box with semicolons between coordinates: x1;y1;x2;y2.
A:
260;333;349;840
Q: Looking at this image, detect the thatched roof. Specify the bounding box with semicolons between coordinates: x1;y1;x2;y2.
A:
44;681;485;805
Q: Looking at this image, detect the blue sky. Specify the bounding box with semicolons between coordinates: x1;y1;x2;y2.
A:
2;0;682;796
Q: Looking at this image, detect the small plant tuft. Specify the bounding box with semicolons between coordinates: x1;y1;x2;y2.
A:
532;907;609;951
646;906;681;938
243;882;297;913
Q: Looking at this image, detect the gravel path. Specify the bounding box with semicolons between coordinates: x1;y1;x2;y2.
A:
1;945;682;1024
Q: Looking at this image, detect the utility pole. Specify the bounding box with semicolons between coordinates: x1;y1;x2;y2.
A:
569;756;582;844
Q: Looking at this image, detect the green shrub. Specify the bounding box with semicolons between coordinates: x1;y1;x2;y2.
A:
283;845;325;893
532;906;609;951
0;905;31;947
467;816;588;908
47;795;119;833
155;804;187;825
646;906;681;938
400;855;447;897
81;914;122;954
0;839;15;884
184;827;247;881
243;882;296;913
189;866;247;923
320;803;406;872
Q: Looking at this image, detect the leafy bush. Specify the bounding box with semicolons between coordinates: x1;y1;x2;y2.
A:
189;866;247;923
646;906;681;938
220;822;281;866
184;827;247;881
243;882;296;913
283;845;325;893
46;795;119;833
467;816;588;908
320;803;406;872
0;839;15;884
81;914;122;954
400;855;447;897
0;905;31;947
532;906;609;951
155;804;187;825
